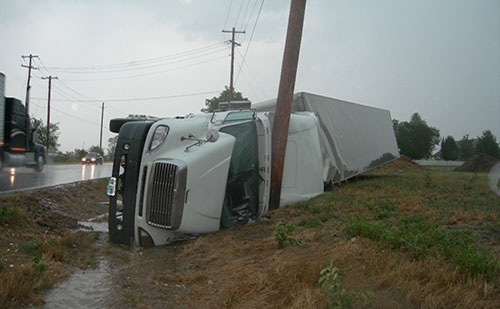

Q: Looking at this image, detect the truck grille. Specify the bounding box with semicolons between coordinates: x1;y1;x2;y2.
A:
146;160;187;229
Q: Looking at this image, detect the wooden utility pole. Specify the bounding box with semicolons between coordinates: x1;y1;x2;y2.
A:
222;27;245;102
21;54;39;116
99;102;104;154
269;0;306;210
41;75;58;153
21;54;39;147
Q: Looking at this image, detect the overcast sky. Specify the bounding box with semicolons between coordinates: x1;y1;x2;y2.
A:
0;0;499;153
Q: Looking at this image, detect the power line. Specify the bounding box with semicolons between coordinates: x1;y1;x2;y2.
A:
242;0;259;39
239;0;252;30
58;55;228;82
236;49;268;99
234;0;246;29
222;0;235;38
235;0;264;84
44;43;225;73
30;100;103;127
32;90;220;103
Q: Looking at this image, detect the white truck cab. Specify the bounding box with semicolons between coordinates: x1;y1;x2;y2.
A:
107;92;399;246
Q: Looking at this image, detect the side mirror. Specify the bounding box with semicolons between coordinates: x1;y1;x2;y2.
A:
206;130;219;143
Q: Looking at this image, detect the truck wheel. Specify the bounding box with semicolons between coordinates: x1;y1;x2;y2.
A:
34;154;44;172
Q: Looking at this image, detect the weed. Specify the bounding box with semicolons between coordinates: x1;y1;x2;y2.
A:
32;252;46;273
298;217;323;228
345;214;500;281
127;292;142;303
0;204;24;225
274;222;302;249
318;260;374;308
423;172;434;189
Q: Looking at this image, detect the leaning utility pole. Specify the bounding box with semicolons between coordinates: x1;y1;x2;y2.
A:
269;0;306;210
222;27;245;102
99;102;104;154
21;54;39;147
21;54;39;116
41;75;58;153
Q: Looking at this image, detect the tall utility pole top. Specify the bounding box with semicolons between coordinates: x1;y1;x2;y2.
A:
21;54;39;114
222;27;245;102
21;54;39;148
41;76;58;153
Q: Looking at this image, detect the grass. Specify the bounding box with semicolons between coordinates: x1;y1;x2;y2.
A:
151;165;500;308
345;214;499;280
0;182;106;307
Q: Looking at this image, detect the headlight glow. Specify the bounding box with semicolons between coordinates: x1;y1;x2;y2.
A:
150;125;169;151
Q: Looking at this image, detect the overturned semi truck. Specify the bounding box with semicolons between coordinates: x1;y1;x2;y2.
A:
107;92;399;246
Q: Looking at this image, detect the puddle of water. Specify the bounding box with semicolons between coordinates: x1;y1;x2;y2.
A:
42;259;111;309
78;220;108;233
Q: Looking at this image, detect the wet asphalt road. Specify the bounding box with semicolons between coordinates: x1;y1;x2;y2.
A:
0;163;113;194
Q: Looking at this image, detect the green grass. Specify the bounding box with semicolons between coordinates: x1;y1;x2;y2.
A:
345;214;499;280
0;204;25;225
288;168;500;281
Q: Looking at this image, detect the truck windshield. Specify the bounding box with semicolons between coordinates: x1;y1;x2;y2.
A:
223;111;254;124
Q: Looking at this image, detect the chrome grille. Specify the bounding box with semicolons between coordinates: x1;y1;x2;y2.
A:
146;160;187;229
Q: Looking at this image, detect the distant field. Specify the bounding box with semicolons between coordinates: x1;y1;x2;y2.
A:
423;165;458;172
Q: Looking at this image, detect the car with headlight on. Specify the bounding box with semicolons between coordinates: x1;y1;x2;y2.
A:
81;152;103;165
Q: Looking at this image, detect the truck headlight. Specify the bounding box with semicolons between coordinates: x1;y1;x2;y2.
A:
150;125;169;151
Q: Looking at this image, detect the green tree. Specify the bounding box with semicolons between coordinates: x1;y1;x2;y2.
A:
440;136;459;160
393;113;440;160
88;145;104;156
31;118;61;151
457;134;475;160
73;148;87;160
475;130;500;159
205;86;248;112
106;135;118;158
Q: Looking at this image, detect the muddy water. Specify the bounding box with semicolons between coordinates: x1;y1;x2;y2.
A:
40;217;183;308
41;220;114;308
42;259;112;308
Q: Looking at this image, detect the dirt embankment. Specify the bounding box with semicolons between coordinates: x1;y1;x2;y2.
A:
455;154;499;172
0;180;108;307
375;155;426;171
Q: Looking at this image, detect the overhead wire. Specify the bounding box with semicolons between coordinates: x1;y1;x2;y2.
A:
32;90;219;103
235;0;264;84
234;0;246;29
239;0;252;30
44;43;225;72
59;55;228;82
33;61;123;122
45;45;227;75
222;0;235;39
236;49;268;99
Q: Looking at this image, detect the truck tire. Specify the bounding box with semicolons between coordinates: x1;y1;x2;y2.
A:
34;154;44;172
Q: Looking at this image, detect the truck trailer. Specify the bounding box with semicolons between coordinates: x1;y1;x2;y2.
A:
0;72;45;172
107;92;399;246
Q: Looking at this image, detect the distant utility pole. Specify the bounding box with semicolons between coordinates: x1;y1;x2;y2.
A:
99;102;104;154
21;54;39;147
269;0;306;210
21;54;39;116
222;27;245;102
41;75;58;153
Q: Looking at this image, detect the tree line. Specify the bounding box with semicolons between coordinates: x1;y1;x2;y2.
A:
393;113;500;161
